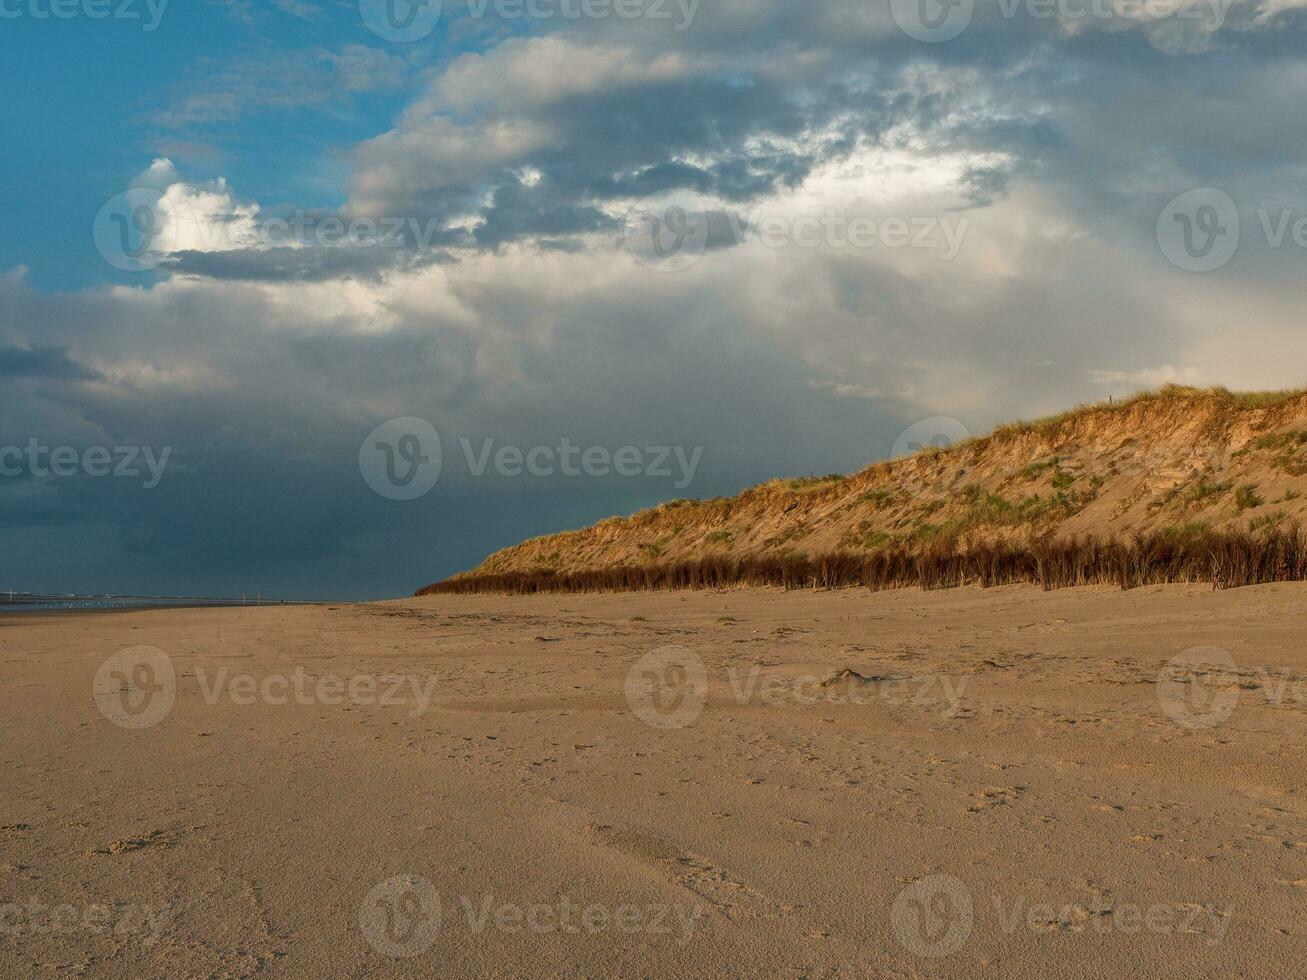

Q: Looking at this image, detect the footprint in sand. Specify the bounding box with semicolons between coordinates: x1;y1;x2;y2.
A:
587;823;795;921
967;785;1027;812
86;829;171;856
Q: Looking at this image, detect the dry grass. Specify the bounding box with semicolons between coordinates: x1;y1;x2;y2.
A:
420;527;1307;596
984;385;1307;445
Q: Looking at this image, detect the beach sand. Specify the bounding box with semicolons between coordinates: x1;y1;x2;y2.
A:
2;583;1305;976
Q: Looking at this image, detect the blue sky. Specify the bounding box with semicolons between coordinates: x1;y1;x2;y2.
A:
1;1;448;289
2;0;1306;598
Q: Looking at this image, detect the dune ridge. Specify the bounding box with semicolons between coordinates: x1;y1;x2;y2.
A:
421;385;1307;594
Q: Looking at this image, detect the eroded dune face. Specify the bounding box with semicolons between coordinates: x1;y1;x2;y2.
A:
436;387;1307;587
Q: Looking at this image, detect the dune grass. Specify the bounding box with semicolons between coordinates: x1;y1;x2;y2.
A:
419;527;1307;596
984;385;1307;444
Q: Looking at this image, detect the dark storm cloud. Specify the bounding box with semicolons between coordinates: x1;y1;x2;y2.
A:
0;263;920;598
162;244;455;283
350;85;805;250
473;179;621;248
337;0;1307;262
0;346;100;382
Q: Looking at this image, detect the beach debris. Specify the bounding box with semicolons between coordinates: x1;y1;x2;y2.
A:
821;668;888;687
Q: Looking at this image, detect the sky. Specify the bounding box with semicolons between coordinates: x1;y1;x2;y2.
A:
1;0;1305;600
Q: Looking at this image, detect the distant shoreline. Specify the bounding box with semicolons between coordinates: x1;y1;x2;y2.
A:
0;598;324;615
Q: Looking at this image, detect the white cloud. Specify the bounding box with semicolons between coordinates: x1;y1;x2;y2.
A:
1250;0;1307;20
348;117;557;215
426;36;711;115
157;177;262;254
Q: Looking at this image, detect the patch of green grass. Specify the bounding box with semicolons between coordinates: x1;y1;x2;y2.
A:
918;499;946;517
1168;521;1212;542
1182;478;1233;508
843;529;893;550
909;522;947;541
859;488;896;509
764;524;808;549
957;485;1027;523
1249;510;1287;532
1241;431;1307;474
1020;457;1060;480
838;520;895;551
1234;484;1264;512
1277;454;1307;477
1248;430;1307;452
706;530;733;544
913;484;1089;542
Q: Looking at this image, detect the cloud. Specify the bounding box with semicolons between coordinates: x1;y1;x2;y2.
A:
162;245;452;283
273;0;322;18
0;346;100;381
9;0;1307;598
341;32;1049;253
6;160;1304;595
807;379;886;401
1254;0;1307;19
323;44;410;92
1088;365;1207;387
153;44;409;127
348;116;559;215
427;36;713;114
113;160;465;281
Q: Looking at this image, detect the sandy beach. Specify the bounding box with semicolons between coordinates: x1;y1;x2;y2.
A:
3;584;1305;976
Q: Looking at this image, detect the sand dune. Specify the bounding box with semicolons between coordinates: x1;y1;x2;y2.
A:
2;584;1305;976
445;386;1307;589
